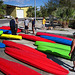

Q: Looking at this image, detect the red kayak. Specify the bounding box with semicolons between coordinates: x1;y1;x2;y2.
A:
19;34;55;43
3;40;47;57
3;40;68;71
5;47;69;75
4;40;68;69
36;32;72;41
0;26;21;33
0;27;10;30
0;57;41;75
1;26;10;30
17;29;21;33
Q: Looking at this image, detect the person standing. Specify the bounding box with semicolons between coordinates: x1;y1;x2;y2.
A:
32;18;35;34
24;18;29;34
10;17;16;35
15;17;19;34
42;17;46;30
69;32;75;72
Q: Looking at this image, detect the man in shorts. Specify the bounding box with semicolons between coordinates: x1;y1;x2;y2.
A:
69;32;75;72
24;18;29;34
42;17;46;30
32;18;35;34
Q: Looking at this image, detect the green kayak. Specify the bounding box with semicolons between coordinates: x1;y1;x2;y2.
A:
0;31;3;35
35;41;71;51
37;45;71;59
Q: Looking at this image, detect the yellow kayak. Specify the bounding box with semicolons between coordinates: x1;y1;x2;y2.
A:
0;34;22;39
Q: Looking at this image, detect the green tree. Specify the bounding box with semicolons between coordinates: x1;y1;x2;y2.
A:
58;0;75;19
45;0;59;15
51;0;75;28
59;0;71;7
52;7;75;19
27;6;42;17
40;0;59;17
26;7;35;17
40;6;48;17
59;0;75;8
0;0;6;18
36;11;42;17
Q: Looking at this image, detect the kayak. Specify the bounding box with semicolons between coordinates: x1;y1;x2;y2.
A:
36;32;72;41
0;31;3;35
0;42;5;48
0;26;10;30
19;34;55;43
0;26;21;33
3;40;47;57
0;34;22;39
35;41;71;51
5;47;69;75
0;29;11;34
40;35;72;46
37;45;71;59
0;57;41;75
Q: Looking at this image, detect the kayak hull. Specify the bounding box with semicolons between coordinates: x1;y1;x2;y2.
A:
19;34;55;43
5;47;69;75
0;57;41;75
0;31;3;35
0;34;22;39
36;32;72;41
0;42;5;48
37;45;71;59
35;41;71;51
40;35;72;46
3;40;47;57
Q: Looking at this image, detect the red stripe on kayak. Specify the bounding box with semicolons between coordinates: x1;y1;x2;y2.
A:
36;32;72;41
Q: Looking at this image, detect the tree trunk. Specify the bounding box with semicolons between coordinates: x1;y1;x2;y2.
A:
62;20;69;28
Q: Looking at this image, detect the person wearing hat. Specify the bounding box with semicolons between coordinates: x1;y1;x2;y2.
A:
15;17;19;34
10;17;16;35
24;18;29;34
69;32;75;72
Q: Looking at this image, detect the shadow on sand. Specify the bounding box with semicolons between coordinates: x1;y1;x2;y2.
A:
46;53;72;70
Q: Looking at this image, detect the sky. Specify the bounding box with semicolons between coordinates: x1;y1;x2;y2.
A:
3;0;48;8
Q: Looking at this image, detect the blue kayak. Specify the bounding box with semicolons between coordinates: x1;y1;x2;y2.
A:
40;35;72;46
0;42;6;48
0;29;12;34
